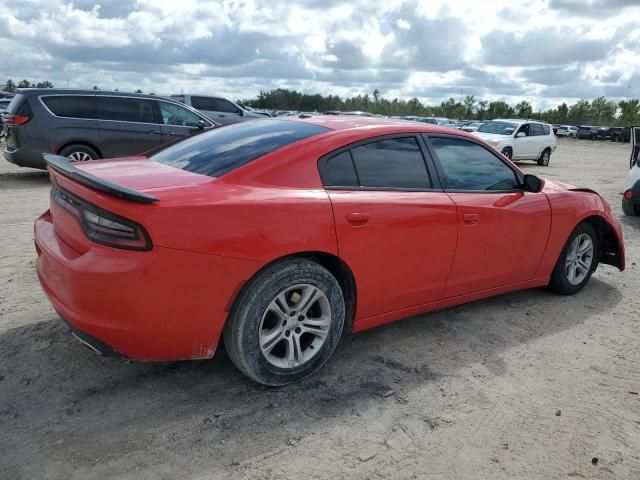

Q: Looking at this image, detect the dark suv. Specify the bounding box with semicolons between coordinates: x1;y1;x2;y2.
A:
4;89;216;169
576;126;599;140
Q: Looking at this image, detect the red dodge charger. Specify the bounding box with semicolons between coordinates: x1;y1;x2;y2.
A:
35;116;625;385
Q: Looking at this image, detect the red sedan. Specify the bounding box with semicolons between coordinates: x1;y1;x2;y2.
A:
35;117;625;385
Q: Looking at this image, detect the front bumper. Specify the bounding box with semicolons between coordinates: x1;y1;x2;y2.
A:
35;210;262;361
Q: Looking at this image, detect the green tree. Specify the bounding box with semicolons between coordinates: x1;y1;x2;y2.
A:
514;100;533;118
134;89;143;94
17;79;34;88
590;96;617;125
35;81;54;88
618;99;640;126
92;85;100;90
463;95;476;118
3;79;16;92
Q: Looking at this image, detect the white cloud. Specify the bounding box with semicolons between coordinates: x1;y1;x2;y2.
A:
0;0;637;108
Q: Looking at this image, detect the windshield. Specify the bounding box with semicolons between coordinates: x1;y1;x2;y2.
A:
151;119;329;177
477;121;517;135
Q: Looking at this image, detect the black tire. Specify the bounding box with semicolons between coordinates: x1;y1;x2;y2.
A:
537;148;551;166
622;197;638;216
501;147;513;160
548;222;599;295
59;144;99;162
223;258;345;386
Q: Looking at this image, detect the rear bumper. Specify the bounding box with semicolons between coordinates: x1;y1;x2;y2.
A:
35;210;262;361
4;146;47;169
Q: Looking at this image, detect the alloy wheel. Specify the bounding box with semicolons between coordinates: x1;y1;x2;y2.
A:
68;151;94;162
259;284;332;369
565;233;594;285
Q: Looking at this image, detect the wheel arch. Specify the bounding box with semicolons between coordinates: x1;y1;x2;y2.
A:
55;140;103;159
227;251;358;333
580;215;624;270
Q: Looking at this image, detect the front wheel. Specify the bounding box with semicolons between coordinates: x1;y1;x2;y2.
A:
537;148;551;166
223;258;345;386
548;222;598;295
501;147;513;160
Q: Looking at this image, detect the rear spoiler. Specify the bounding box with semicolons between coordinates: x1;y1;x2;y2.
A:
44;154;159;204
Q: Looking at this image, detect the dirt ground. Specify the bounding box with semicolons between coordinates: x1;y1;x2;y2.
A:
0;139;639;480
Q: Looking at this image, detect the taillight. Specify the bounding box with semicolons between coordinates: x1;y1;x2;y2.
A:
5;114;31;126
53;185;152;251
624;190;633;200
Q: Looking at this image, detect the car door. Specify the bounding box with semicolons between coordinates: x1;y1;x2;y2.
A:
97;96;163;157
512;123;535;159
156;100;213;143
320;135;458;320
529;123;545;157
425;134;551;298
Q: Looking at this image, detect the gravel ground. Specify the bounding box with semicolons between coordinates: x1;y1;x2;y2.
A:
0;139;639;480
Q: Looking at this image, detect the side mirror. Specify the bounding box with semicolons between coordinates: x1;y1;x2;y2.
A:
522;174;542;193
197;120;206;131
516;131;526;138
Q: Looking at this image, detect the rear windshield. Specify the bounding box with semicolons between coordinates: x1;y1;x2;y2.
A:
151;119;329;177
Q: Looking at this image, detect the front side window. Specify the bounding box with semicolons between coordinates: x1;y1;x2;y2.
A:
191;96;213;111
42;95;97;119
429;136;518;191
151;119;329;177
212;98;241;114
158;102;203;127
530;124;543;136
517;124;530;136
350;137;431;189
100;97;156;123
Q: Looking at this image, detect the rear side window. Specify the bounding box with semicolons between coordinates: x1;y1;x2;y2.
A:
323;151;359;187
151;119;329;177
42;95;97;119
6;94;26;114
429;136;518;191
100;97;156;123
542;124;550;135
351;137;430;189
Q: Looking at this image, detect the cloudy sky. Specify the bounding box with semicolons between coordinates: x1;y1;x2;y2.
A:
1;0;639;109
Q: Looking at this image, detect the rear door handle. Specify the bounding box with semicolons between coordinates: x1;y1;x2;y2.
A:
463;213;479;225
346;212;370;225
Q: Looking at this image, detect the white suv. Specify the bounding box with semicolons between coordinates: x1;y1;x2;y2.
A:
622;126;640;216
472;119;557;166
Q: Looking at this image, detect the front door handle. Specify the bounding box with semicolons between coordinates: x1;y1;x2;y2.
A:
463;213;479;225
346;212;370;225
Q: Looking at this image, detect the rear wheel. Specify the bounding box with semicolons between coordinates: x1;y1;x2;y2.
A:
59;144;99;162
223;258;345;386
537;148;551;166
548;222;598;295
622;197;638;216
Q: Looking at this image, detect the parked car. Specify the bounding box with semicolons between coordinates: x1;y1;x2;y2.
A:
169;94;264;125
556;125;578;138
0;98;12;135
472;119;556;165
576;126;599;140
35;117;624;385
3;89;216;169
461;121;485;132
622;126;640;216
610;127;631;143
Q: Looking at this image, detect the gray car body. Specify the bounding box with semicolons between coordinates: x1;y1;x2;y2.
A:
169;94;266;125
4;89;216;170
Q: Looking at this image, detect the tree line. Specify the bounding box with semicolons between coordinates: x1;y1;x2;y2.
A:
245;89;640;127
4;79;638;127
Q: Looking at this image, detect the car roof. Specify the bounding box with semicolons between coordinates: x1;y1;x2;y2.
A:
274;115;472;135
16;88;164;100
492;118;549;125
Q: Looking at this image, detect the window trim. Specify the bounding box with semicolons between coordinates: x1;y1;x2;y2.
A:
422;133;524;194
318;133;443;192
38;94;213;127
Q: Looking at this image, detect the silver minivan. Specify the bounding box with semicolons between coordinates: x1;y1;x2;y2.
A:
170;94;266;125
